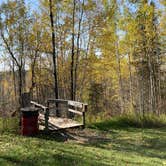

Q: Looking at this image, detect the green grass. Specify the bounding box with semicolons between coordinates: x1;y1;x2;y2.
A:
87;113;166;129
0;117;19;133
0;119;166;166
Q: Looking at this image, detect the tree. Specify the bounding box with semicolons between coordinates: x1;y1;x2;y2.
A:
27;13;42;99
49;0;59;100
0;0;30;108
133;0;161;114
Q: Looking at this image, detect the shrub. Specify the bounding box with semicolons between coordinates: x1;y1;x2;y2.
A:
89;113;166;130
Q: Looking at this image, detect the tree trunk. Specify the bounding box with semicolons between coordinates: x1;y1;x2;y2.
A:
49;0;59;116
71;0;76;101
74;0;84;100
18;67;22;108
30;60;36;100
115;41;124;114
49;0;59;100
12;60;17;99
128;50;134;109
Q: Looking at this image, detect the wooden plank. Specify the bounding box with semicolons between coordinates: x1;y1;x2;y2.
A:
39;114;82;130
21;107;40;112
30;101;49;130
68;108;83;115
31;101;48;110
68;101;83;108
48;99;87;109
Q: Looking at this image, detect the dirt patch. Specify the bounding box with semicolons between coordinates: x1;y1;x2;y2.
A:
65;129;111;144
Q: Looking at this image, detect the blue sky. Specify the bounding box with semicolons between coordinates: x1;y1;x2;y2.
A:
25;0;39;11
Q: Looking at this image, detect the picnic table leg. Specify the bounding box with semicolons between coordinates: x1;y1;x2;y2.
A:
45;102;49;131
82;105;87;129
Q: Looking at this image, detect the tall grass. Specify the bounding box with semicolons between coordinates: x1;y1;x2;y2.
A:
116;113;166;128
88;113;166;129
0;117;19;133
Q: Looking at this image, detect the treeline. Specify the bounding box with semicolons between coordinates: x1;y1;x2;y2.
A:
0;0;165;118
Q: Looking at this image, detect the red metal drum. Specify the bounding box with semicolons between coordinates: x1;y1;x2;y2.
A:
21;108;39;136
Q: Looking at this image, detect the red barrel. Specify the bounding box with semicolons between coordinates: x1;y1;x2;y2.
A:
21;108;39;136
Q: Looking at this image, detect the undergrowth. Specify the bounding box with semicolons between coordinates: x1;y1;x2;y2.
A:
88;113;166;130
0;117;19;133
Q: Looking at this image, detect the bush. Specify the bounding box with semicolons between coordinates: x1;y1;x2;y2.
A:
118;113;166;128
89;113;166;130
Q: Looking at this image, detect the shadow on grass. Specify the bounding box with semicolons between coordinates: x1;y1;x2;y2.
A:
34;119;166;162
89;118;166;131
84;120;166;161
52;153;109;166
0;149;109;166
88;119;136;131
0;155;35;166
112;136;166;159
2;118;164;166
34;130;68;142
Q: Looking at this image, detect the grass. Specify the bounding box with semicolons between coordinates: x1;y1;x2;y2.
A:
0;117;165;166
88;113;166;129
0;117;19;133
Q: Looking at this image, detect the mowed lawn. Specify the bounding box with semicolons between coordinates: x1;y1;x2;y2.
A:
0;123;165;166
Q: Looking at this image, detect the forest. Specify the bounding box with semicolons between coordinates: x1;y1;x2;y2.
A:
0;0;165;118
0;0;165;165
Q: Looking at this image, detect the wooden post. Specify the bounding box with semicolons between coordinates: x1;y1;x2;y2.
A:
56;102;60;117
45;102;50;131
44;108;49;131
82;112;85;129
82;104;87;129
